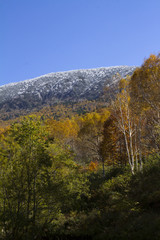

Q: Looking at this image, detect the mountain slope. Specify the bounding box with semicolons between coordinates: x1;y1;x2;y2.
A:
0;66;137;121
0;66;136;110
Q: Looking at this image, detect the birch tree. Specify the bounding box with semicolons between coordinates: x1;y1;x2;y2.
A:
111;77;143;174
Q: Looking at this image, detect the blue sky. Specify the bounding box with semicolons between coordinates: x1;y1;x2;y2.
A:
0;0;160;85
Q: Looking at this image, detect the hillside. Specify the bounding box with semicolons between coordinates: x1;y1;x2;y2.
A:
0;66;136;118
0;54;159;239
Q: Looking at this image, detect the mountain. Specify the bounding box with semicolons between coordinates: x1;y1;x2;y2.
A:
0;66;136;120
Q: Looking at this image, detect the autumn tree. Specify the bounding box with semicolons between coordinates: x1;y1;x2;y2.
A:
130;54;160;115
105;76;144;174
99;113;127;169
76;109;110;165
130;54;160;154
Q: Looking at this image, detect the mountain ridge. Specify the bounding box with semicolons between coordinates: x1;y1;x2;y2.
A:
0;66;136;120
0;66;136;103
0;65;136;88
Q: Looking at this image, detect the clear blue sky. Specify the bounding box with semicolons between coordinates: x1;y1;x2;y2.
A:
1;0;160;85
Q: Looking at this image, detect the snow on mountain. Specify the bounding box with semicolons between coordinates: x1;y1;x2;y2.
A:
0;66;136;110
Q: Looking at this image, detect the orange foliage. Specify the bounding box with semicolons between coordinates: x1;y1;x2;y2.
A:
88;161;98;171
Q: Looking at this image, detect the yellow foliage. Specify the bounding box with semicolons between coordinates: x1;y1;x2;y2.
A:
46;117;79;142
88;161;98;171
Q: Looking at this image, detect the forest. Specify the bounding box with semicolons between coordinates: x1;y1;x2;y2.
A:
0;54;159;240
